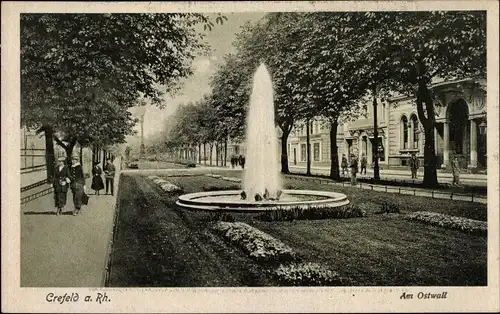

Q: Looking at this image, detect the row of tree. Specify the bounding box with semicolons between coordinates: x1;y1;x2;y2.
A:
21;13;226;178
161;11;485;187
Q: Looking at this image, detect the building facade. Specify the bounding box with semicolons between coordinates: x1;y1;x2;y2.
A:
286;78;487;172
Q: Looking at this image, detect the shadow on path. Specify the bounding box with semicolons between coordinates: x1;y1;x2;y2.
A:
23;211;79;216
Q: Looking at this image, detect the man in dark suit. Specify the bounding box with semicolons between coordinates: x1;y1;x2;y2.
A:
409;153;420;179
239;155;246;169
53;156;71;215
104;158;116;195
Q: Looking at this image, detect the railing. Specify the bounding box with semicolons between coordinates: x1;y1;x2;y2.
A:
21;186;53;205
21;147;46;172
21;179;49;193
285;174;487;204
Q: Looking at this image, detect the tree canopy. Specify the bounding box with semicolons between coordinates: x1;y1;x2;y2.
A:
21;13;224;156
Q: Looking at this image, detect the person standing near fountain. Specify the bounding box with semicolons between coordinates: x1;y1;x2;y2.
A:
239;155;246;169
350;153;359;185
341;154;348;176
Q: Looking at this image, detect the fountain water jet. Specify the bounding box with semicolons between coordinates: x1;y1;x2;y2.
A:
243;63;281;200
176;63;349;212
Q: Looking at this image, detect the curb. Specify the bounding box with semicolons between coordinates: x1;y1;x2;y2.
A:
101;159;122;287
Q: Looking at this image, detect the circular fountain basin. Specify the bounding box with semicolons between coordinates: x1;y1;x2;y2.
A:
176;189;349;212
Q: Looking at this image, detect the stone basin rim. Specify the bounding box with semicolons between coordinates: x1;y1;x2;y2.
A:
177;189;348;207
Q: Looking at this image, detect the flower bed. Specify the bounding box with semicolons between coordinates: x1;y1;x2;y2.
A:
152;178;167;184
205;174;222;178
257;204;366;222
212;222;295;264
160;182;183;193
221;176;242;183
404;211;487;236
273;262;350;286
147;176;183;193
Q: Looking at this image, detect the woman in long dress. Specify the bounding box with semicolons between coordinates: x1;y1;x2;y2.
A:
70;156;86;215
53;156;71;215
91;161;105;195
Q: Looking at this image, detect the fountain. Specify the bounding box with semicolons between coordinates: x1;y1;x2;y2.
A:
243;64;281;200
176;63;349;212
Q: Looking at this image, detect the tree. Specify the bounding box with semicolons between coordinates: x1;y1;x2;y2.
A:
358;11;486;187
21;13;225;170
212;14;317;174
296;12;368;180
210;54;252;141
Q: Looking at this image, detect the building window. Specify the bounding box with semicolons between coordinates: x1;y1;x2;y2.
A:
313;143;320;161
314;121;319;134
300;144;307;162
411;115;419;149
401;116;409;149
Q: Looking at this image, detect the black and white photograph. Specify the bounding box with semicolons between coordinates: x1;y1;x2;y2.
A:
2;1;499;313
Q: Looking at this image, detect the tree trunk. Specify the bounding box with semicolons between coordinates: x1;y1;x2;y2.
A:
372;94;380;181
280;130;290;174
209;144;213;165
203;143;207;165
416;80;438;187
306;119;311;175
329;119;340;180
79;145;83;165
423;126;438;187
64;142;76;164
224;139;228;167
43;125;55;182
215;142;219;166
198;143;202;164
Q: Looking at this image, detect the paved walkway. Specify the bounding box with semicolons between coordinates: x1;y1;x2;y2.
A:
20;158;121;287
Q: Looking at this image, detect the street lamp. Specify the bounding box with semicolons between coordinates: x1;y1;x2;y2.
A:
479;119;487;135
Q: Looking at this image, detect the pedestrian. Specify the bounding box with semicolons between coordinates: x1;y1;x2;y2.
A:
53;156;71;215
360;153;367;175
239;155;246;169
350;153;358;186
91;161;105;195
409;153;420;179
451;156;461;186
230;155;236;169
341;154;348;176
70;155;86;215
104;158;116;195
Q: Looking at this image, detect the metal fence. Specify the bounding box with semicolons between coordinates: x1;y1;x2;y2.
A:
21;148;46;173
21;186;53;205
285;174;487;204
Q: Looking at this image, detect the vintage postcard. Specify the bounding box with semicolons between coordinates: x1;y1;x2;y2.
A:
2;1;499;313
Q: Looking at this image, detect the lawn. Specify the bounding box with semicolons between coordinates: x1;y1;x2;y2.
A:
108;168;487;286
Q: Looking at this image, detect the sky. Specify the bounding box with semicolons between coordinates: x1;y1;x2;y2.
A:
127;12;266;143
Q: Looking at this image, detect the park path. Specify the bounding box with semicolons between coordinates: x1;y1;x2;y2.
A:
20;158;121;287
